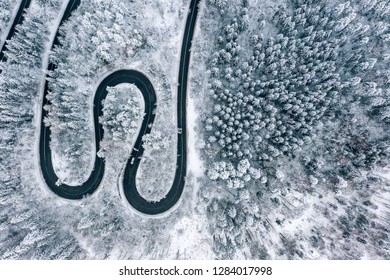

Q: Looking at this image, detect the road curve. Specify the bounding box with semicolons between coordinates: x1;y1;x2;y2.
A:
0;0;32;62
123;0;201;214
40;0;200;214
41;69;156;199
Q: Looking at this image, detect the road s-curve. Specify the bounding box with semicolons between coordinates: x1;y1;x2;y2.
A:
40;0;200;214
41;69;156;199
123;0;200;214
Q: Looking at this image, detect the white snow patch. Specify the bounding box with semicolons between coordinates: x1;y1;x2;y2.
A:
373;167;390;181
167;215;214;259
187;95;204;177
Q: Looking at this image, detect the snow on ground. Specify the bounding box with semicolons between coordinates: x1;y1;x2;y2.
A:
166;214;215;259
52;152;79;186
374;167;390;181
187;93;205;177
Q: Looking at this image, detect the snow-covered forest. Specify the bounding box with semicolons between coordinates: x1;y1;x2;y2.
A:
192;0;390;258
0;0;389;260
0;0;17;40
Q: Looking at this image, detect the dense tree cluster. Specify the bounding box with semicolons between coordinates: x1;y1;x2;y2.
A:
36;0;62;9
0;0;18;36
207;199;262;259
0;9;49;126
208;159;266;189
142;130;171;151
207;0;229;9
204;0;390;176
205;2;352;164
200;0;390;259
97;84;144;160
100;85;143;143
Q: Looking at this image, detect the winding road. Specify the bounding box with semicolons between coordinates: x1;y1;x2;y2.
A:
39;0;200;214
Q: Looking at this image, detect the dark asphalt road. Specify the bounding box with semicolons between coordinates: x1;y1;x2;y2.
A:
123;0;201;214
40;0;200;214
0;0;32;62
